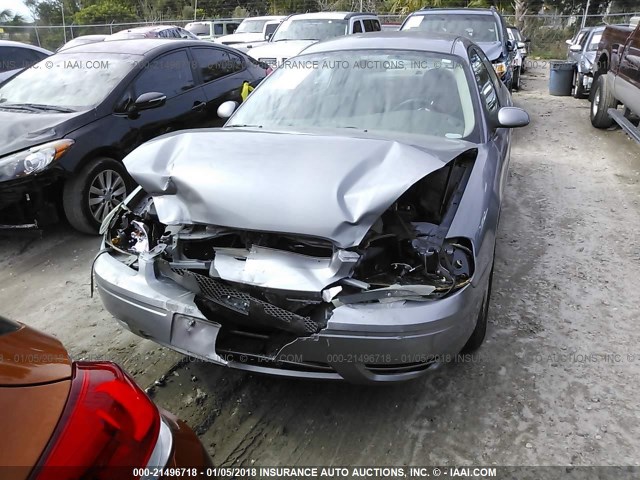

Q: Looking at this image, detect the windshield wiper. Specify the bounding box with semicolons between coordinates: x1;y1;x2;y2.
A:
9;103;76;113
0;103;41;112
226;124;262;128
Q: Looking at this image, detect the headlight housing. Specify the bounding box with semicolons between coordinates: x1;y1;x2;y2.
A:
0;139;75;182
492;61;507;77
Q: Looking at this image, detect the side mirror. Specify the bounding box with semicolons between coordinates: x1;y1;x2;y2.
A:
496;107;530;128
217;100;238;119
506;40;516;52
569;44;582;52
133;92;166;111
565;39;573;46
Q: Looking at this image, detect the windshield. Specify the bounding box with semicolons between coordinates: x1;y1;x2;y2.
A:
271;19;348;42
588;32;602;51
227;50;476;140
402;14;501;43
236;19;268;33
186;23;210;36
0;53;139;110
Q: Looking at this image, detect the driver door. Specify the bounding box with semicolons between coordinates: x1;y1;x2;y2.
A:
112;49;208;156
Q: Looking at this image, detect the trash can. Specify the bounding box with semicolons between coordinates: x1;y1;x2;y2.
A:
549;61;574;96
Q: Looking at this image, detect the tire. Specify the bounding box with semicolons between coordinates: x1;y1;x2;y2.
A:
590;74;616;128
572;70;586;99
461;261;493;353
63;157;134;234
513;67;521;91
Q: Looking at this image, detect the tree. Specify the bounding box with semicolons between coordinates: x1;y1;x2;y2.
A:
0;8;12;22
73;0;136;24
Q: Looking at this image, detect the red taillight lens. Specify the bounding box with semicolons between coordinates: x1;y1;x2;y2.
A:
266;67;273;76
33;362;160;480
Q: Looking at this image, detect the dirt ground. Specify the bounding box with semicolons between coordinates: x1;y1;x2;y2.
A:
1;64;640;469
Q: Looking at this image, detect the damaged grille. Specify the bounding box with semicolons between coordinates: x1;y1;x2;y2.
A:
170;268;320;336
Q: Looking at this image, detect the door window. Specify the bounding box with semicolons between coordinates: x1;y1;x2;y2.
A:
133;50;195;98
192;47;243;83
363;19;380;32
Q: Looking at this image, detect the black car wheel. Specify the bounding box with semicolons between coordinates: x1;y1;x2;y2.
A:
572;70;586;99
63;157;134;234
513;67;521;91
461;262;493;352
590;74;616;128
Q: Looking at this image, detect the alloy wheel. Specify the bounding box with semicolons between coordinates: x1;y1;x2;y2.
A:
88;169;127;222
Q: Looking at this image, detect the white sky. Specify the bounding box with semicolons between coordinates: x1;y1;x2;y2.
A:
0;0;33;20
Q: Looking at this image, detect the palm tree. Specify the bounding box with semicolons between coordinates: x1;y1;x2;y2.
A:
0;8;14;22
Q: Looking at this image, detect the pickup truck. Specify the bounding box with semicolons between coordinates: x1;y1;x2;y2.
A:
215;16;285;46
590;17;640;142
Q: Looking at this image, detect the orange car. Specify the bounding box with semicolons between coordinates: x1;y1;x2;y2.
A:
0;316;211;480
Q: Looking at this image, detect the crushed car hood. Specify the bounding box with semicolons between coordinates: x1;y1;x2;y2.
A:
124;129;474;248
476;41;504;61
0;109;88;157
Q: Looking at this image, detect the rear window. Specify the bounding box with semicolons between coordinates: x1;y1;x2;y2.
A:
186;23;211;36
0;316;20;336
402;13;501;43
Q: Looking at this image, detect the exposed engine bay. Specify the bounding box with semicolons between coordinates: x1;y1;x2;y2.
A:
102;151;477;357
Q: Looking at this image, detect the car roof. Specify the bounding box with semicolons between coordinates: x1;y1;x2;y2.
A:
187;19;238;24
302;31;471;57
287;12;376;20
115;24;181;34
241;15;286;21
0;39;52;54
52;38;206;56
414;8;498;16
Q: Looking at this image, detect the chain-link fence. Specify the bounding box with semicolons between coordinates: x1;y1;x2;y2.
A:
0;19;246;51
503;12;640;58
1;12;638;57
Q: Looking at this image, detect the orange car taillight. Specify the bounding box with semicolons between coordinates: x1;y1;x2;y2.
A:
32;362;160;480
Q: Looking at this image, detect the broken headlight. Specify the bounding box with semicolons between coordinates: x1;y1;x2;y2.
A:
104;190;162;255
352;233;474;300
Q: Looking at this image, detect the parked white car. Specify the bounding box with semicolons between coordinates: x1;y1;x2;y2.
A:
185;20;240;41
215;16;285;45
245;12;381;69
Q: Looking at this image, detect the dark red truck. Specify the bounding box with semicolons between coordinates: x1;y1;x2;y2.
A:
590;16;640;142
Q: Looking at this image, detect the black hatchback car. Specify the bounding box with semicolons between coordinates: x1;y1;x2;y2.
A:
0;39;268;233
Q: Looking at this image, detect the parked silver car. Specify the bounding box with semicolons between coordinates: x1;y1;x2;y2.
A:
567;25;604;98
94;32;529;383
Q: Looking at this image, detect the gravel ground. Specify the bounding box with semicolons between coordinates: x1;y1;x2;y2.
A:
1;64;640;469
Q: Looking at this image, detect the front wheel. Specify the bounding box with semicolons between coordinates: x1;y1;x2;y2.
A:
513;67;521;91
572;70;586;99
461;262;494;352
590;74;617;128
63;157;134;234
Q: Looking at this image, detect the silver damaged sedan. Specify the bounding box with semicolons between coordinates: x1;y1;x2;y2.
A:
94;32;530;383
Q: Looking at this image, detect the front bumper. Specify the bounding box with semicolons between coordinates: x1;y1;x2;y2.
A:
94;252;484;383
0;171;62;228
